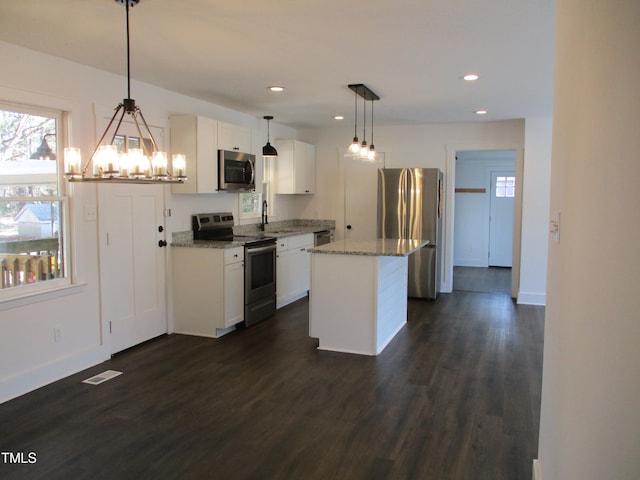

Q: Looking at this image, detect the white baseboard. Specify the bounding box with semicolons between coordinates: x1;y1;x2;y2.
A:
517;291;546;305
0;346;107;404
533;459;541;480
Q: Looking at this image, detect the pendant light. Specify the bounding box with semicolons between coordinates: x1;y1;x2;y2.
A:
359;95;369;158
64;0;186;183
345;84;379;161
345;86;360;156
30;134;57;160
262;115;278;158
367;98;376;161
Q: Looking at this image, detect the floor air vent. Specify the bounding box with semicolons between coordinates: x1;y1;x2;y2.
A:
82;370;123;385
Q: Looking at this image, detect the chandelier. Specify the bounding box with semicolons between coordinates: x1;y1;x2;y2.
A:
64;0;186;184
344;84;379;161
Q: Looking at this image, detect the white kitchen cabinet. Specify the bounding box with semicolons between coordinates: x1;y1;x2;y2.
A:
276;251;290;308
274;140;315;194
223;247;244;328
173;246;244;337
218;121;251;153
170;115;218;194
275;233;314;308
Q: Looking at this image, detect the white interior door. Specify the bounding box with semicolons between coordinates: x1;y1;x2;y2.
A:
98;184;167;354
344;154;384;240
489;171;515;266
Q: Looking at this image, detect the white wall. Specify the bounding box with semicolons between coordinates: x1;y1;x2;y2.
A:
298;121;528;294
519;117;552;305
537;1;640;479
0;41;296;403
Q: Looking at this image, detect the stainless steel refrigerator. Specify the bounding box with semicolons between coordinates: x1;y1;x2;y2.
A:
377;168;443;299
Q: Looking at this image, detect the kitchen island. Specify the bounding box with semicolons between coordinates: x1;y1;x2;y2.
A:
308;238;429;356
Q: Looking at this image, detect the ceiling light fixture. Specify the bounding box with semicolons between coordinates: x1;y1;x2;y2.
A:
345;84;379;160
367;98;376;161
359;94;368;158
64;0;186;183
346;86;360;156
268;86;285;92
463;73;479;81
30;133;57;160
334;115;344;120
475;109;488;115
262;115;278;158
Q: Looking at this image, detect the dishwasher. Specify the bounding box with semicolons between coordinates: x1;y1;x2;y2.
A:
314;230;332;246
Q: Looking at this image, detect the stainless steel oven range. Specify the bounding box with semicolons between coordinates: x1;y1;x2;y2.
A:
192;212;276;327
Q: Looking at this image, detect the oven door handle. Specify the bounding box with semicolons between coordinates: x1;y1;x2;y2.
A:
246;244;276;255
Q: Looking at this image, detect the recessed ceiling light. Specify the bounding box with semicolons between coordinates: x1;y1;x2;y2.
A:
474;109;488;115
334;115;344;120
268;86;285;92
463;74;479;81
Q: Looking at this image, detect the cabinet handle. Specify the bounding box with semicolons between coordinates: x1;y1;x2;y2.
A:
158;240;167;247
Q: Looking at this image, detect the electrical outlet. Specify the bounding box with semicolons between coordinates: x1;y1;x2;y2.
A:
54;327;62;343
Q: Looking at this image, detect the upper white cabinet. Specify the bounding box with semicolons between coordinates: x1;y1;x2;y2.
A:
170;115;218;194
218;121;251;153
274;140;315;194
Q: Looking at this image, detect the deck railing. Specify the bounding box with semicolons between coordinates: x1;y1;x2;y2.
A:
0;238;61;288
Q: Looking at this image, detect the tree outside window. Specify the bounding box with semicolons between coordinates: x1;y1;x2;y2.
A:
0;104;68;293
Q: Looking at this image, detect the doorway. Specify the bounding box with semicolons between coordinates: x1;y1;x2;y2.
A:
453;150;516;294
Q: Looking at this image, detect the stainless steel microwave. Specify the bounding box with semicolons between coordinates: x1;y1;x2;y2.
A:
218;150;255;191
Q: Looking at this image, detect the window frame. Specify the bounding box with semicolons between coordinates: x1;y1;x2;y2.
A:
0;101;71;302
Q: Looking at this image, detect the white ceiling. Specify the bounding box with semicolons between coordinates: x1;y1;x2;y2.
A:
0;0;555;129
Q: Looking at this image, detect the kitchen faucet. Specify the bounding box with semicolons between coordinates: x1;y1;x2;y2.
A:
260;200;268;231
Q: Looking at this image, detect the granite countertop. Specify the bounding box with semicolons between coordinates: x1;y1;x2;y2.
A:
171;219;335;249
171;239;247;249
308;238;429;257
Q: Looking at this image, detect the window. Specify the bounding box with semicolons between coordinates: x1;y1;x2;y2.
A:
0;103;68;297
495;176;515;198
239;192;263;219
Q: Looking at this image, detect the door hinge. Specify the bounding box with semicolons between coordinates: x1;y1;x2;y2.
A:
109;321;112;334
163;208;172;217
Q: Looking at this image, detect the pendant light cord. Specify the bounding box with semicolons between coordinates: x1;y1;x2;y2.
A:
126;0;131;100
362;91;366;141
354;88;358;137
370;99;374;144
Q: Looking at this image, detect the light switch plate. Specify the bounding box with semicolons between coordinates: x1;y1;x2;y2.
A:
84;204;97;222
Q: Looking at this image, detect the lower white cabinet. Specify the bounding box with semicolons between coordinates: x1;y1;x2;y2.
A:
173;246;244;337
223;248;244;328
276;234;314;308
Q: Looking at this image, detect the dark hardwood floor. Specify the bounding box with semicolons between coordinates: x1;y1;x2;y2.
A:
0;291;544;480
453;266;512;294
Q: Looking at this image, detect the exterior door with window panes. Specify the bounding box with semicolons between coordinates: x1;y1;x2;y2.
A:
0;105;67;297
489;171;515;267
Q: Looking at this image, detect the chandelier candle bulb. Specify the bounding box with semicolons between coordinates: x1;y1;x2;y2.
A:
152;151;168;177
64;148;82;178
172;153;186;178
94;145;117;177
118;152;129;177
